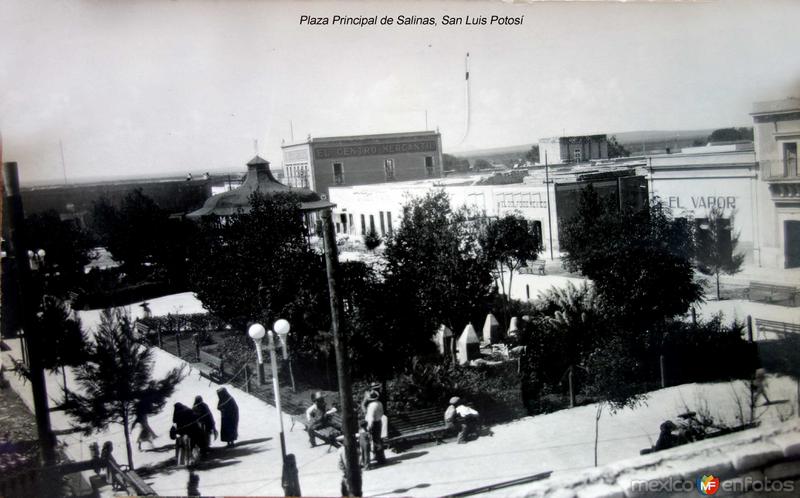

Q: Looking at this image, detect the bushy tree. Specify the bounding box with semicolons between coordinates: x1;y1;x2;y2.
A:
64;308;184;469
443;153;470;173
695;207;745;300
362;228;381;250
91;190;197;285
560;185;702;329
480;214;541;327
189;192;329;355
340;261;403;381
383;191;495;360
607;135;630;158
473;158;492;170
32;296;88;389
524;145;540;164
707;127;753;143
25;210;94;295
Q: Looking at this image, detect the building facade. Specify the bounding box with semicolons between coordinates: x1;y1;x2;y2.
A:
751;97;800;269
281;131;443;198
538;135;609;165
328;149;764;264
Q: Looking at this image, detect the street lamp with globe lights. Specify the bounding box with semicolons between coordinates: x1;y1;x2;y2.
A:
248;319;295;495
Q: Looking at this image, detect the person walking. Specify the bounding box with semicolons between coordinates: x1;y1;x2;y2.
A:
193;396;217;457
364;390;385;465
216;387;239;448
131;399;157;451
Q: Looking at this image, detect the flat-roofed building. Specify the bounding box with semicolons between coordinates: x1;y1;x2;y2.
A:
751;97;800;268
281;131;443;198
538;135;609;165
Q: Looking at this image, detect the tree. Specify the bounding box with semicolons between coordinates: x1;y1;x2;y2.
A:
63;308;184;469
560;185;702;330
26;210;94;295
443;153;470;173
383;191;495;360
473;158;492;170
340;261;404;381
695;207;745;300
32;296;88;392
524;145;540;164
582;332;648;466
91;190;197;285
480;214;541;327
707;127;753;143
607;135;630;158
363;227;381;250
189;192;329;356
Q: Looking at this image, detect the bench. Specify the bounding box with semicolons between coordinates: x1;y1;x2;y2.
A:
755;319;800;339
290;411;343;450
133;321;152;341
385;407;450;449
519;260;546;275
105;454;156;496
746;282;798;306
124;470;156;496
193;350;226;384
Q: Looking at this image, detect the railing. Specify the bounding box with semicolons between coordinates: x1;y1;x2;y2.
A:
760;159;800;181
0;441;154;498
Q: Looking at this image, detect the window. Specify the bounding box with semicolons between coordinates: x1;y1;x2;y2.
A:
369;215;375;232
784;142;798;177
340;214;348;233
387;212;393;235
360;214;366;235
379;211;386;235
574;148;582;162
333;163;344;185
349;214;354;234
425;156;435;177
384;158;395;181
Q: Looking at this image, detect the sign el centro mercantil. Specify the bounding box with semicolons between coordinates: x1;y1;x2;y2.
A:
314;140;438;160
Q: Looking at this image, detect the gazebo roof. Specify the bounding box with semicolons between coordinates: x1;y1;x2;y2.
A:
187;156;334;218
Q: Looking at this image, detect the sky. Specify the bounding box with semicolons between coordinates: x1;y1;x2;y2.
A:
1;0;799;185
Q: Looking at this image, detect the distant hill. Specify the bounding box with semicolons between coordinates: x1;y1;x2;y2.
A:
448;128;721;164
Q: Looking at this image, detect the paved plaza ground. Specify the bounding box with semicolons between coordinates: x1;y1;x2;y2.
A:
1;263;798;496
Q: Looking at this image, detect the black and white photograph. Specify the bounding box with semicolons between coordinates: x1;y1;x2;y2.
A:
1;0;799;497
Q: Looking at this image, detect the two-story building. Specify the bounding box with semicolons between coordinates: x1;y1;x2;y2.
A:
280;131;443;199
751;97;800;269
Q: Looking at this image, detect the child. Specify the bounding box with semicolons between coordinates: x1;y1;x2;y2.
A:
358;420;371;470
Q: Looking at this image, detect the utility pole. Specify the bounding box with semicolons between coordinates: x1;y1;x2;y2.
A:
544;151;554;260
3;162;57;466
321;208;362;496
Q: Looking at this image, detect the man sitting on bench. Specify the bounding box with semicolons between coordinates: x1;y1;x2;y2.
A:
445;397;480;444
306;392;336;447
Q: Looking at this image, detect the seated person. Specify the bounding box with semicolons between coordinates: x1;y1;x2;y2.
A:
445;397;480;443
654;420;679;451
306;392;337;447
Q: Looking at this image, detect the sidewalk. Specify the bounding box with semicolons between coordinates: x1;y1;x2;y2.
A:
2;292;798;497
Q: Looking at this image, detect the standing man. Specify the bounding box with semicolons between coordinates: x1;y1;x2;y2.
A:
364;390;385;465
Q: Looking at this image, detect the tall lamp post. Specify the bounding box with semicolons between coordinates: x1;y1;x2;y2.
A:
248;319;294;495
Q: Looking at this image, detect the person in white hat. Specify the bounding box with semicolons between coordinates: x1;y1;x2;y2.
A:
306;392;336;447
